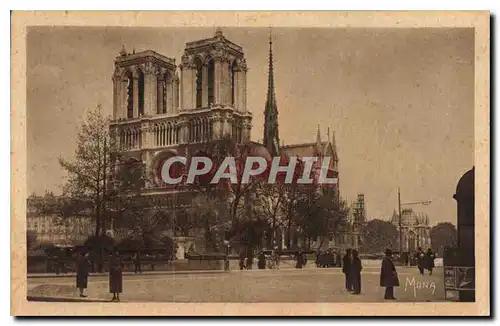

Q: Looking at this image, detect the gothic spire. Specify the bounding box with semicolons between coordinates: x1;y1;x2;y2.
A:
315;124;322;153
263;28;280;156
332;130;338;161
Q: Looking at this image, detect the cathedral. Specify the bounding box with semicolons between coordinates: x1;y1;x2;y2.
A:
109;28;348;253
391;208;432;252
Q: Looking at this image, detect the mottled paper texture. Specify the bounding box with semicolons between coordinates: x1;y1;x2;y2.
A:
11;11;489;316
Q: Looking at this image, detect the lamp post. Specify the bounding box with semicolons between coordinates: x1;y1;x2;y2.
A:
398;187;431;259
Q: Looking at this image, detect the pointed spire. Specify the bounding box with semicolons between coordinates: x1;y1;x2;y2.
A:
263;27;280;156
215;27;223;37
332;130;338;161
119;44;127;56
327;127;330;143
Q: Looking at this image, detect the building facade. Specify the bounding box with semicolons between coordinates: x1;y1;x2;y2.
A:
110;28;252;193
27;196;94;246
391;208;432;252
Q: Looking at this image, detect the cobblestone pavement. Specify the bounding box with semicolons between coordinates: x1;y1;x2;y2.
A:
28;266;445;302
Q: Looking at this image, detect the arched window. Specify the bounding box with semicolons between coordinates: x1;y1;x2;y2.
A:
125;71;133;119
230;61;236;106
137;69;145;116
163;73;170;114
207;59;215;106
195;58;203;108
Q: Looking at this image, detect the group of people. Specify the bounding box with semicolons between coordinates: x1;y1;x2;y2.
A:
342;248;400;300
341;249;363;295
316;250;341;268
256;248;281;270
76;248;124;302
414;247;436;275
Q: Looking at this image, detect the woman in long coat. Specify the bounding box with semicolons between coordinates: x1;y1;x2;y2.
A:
342;249;352;291
295;249;306;269
380;249;400;300
76;252;90;297
109;249;124;302
349;250;362;295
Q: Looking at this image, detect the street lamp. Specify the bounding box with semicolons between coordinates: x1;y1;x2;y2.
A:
398;187;431;258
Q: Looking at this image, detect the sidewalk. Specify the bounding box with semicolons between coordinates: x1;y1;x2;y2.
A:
28;269;226;279
27;295;110;302
28;264;414;279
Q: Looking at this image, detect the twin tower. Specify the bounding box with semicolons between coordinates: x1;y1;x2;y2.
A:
110;28;252;155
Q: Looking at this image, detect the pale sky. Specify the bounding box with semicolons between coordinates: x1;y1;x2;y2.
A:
27;27;474;225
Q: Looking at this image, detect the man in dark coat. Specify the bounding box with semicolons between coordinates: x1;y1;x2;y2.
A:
380;248;399;300
415;247;425;275
109;248;124;302
76;252;90;297
325;250;334;267
257;251;266;269
349;249;362;294
342;249;352;291
424;248;436;275
295;249;306;269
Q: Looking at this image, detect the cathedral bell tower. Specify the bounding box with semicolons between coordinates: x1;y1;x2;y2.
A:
179;27;252;142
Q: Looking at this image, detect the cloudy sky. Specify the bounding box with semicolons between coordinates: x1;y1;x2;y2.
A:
27;27;474;225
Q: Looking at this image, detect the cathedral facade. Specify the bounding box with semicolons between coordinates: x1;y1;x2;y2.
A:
109;28;348;252
110;28;252;192
391;208;432;252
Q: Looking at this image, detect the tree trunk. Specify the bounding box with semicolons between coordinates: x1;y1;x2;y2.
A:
95;203;100;237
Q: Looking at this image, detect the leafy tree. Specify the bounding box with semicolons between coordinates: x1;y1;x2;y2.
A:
59;105;146;238
430;222;457;256
294;185;348;249
59;105;115;237
361;219;398;254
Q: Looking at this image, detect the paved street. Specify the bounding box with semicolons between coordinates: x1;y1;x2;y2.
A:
28;266;445;302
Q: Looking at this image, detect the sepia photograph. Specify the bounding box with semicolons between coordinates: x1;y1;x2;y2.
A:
11;11;490;316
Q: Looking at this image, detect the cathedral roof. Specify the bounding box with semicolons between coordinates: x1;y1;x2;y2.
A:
280;141;333;158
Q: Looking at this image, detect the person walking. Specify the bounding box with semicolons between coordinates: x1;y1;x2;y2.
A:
133;251;141;274
109;248;124;302
380;248;400;300
257;251;267;269
424;248;436;275
295;249;306;269
342;249;352;292
350;249;362;295
76;251;90;298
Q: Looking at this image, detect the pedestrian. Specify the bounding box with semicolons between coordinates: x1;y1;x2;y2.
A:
246;251;254;270
257;251;266;269
109;248;124;302
224;240;230;272
295;249;306;269
380;248;399;300
415;247;425;275
271;246;280;270
76;251;90;298
424;248;436;275
133;251;141;274
342;249;352;291
350;249;362;295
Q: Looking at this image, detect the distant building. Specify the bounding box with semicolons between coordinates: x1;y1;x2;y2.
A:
27;195;94;246
391;208;431;252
